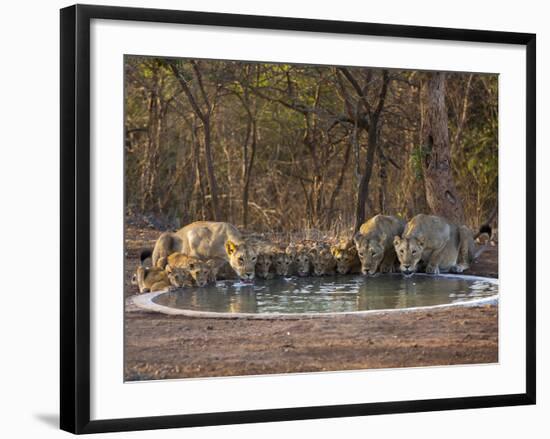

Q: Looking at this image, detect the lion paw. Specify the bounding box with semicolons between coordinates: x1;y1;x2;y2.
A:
451;264;468;274
426;264;440;275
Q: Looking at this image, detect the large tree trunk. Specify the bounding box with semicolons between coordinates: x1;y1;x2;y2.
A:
350;70;390;233
421;72;465;224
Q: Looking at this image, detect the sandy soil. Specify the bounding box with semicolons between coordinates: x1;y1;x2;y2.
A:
124;225;498;381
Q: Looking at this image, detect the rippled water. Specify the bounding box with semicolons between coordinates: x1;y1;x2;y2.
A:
152;274;498;314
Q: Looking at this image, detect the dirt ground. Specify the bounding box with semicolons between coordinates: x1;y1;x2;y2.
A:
124;225;498;381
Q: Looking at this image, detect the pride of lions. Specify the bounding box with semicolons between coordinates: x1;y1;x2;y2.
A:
132;213;487;293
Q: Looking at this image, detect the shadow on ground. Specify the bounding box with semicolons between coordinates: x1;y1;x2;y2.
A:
34;413;58;430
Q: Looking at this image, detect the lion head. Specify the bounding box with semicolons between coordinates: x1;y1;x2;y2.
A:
165;255;211;287
331;240;359;274
354;233;386;275
393;236;424;275
310;246;336;276
225;240;257;280
164;265;190;288
272;250;292;276
255;252;273;279
286;244;310;277
295;250;310;277
188;261;211;287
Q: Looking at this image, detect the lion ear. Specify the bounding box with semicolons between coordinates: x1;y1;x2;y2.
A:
330;247;339;257
393;235;401;247
165;264;173;273
225;240;237;256
156;256;167;269
416;236;425;247
353;232;362;245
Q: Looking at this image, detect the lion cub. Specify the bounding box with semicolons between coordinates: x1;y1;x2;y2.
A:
272;249;293;276
309;244;337;276
354;214;406;275
132;266;175;293
393;214;475;275
132;250;177;293
330;239;361;274
205;257;237;282
255;251;275;280
131;251;173;293
286;244;310;277
163;253;211;287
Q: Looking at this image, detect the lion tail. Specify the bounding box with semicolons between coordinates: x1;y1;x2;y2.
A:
473;224;492;261
475;224;492;239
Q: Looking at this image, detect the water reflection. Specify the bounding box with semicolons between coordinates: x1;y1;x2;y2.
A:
153;274;498;314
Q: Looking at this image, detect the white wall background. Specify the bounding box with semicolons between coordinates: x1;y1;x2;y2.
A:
0;0;546;437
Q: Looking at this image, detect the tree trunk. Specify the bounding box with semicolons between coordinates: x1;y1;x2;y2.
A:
192;118;208;220
141;88;163;213
421;73;465;224
203;122;221;220
328;142;352;217
242;119;257;228
377;146;387;214
180;142;195;225
354;122;379;232
349;70;390;232
168;60;220;221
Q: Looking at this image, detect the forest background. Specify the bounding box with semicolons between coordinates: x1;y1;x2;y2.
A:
124;56;498;236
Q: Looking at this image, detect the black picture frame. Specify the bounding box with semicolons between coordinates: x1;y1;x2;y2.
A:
60;4;536;434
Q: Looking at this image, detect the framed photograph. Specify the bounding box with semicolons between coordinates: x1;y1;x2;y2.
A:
60;4;536;434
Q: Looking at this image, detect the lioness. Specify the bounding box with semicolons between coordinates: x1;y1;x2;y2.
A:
151;221;257;280
393;214;475;275
330;239;361;274
354;214;406;275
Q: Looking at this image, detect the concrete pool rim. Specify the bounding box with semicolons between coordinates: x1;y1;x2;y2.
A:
131;273;498;320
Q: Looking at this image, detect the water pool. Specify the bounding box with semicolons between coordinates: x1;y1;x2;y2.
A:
137;274;498;317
